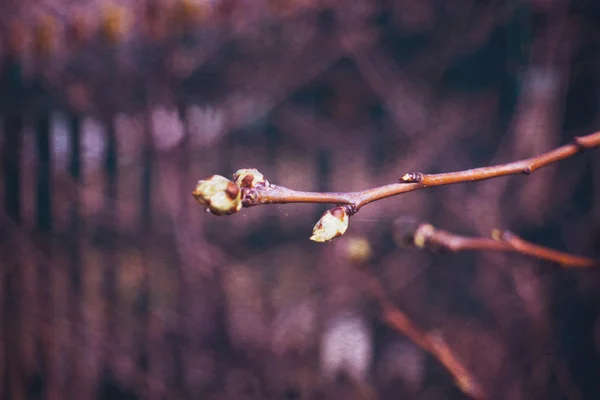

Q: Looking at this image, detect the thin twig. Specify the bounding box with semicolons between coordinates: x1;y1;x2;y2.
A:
241;131;600;211
363;273;485;399
399;222;597;268
194;131;599;257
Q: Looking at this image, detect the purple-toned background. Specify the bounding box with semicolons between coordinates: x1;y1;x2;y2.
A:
1;1;600;399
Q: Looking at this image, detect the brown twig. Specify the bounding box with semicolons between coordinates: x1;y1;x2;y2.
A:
362;272;485;399
399;222;597;268
240;131;600;211
194;131;600;254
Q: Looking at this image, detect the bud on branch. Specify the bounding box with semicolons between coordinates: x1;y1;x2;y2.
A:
190;132;600;399
394;219;597;268
233;168;269;189
310;206;350;242
192;131;600;259
193;175;242;216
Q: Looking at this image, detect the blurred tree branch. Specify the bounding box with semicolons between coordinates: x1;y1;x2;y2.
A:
395;220;597;268
362;270;485;399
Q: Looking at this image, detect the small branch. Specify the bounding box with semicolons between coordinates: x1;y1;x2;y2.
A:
363;273;485;399
399;132;600;185
397;221;597;268
242;131;600;211
193;131;600;248
244;185;354;207
494;230;597;268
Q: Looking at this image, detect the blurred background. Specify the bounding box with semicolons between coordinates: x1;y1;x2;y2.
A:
1;0;600;399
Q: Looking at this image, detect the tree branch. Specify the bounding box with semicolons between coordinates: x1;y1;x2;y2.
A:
237;131;600;211
396;220;597;268
362;272;485;399
193;130;600;248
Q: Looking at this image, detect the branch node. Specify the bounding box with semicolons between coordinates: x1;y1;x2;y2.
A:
573;136;587;149
399;172;423;183
343;203;358;216
241;188;258;206
500;230;515;241
522;166;532;175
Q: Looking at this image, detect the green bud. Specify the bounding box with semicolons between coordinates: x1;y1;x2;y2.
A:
345;237;372;264
233;168;269;189
193;175;242;215
310;206;349;242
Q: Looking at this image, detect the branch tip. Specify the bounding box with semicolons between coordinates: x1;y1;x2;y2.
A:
342;203;358;216
193;175;242;215
413;223;435;248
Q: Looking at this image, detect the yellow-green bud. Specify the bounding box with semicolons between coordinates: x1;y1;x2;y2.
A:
233;168;269;189
413;223;435;248
345;237;372;264
193;175;242;216
310;207;349;242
